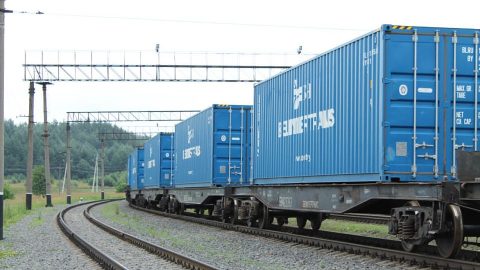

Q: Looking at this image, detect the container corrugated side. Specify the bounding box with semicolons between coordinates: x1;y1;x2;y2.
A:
254;24;480;184
144;133;174;188
254;29;382;184
174;104;252;187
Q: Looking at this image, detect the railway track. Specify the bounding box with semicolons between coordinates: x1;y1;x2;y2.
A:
129;202;480;270
57;200;217;270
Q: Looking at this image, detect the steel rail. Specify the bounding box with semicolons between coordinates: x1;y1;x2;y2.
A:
130;203;480;270
85;200;217;270
57;200;127;270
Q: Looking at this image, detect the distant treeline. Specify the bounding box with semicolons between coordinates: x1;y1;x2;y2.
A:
4;120;143;182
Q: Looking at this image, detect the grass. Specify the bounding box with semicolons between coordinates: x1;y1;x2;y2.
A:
3;180;125;229
28;211;45;229
321;219;391;238
286;217;391;239
0;249;18;259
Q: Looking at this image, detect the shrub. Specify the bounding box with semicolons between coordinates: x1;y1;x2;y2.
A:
4;183;15;200
115;181;128;193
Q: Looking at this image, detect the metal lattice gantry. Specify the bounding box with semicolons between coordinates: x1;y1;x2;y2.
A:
23;50;314;82
97;131;168;141
67;110;199;123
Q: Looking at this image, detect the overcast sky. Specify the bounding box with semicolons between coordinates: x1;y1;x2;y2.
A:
3;0;479;131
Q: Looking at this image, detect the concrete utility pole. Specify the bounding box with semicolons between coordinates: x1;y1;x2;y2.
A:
66;123;71;204
100;139;105;200
0;0;8;240
39;82;53;207
26;82;34;210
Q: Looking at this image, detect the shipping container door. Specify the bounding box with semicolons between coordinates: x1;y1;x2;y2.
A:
448;31;480;178
136;148;145;189
384;26;479;181
160;134;174;187
213;106;251;185
144;135;160;187
131;151;138;189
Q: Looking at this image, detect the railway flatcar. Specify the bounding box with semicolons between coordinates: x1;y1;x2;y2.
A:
127;25;480;258
128;132;175;208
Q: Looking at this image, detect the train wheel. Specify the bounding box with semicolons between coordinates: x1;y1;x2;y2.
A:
436;204;463;258
297;216;307;229
310;213;322;231
258;205;270;229
401;201;420;252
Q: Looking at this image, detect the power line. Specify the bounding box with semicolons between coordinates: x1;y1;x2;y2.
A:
7;8;367;32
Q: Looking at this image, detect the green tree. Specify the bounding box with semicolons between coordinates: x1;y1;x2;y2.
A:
4;120;138;181
32;166;46;196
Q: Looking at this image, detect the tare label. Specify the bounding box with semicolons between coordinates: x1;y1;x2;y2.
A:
456;84;475;99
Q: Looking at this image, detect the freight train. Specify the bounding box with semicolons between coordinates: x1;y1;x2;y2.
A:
126;25;480;258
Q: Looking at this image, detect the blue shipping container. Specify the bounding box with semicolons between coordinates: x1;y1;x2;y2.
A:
129;147;145;190
144;133;175;188
254;24;480;184
175;104;253;187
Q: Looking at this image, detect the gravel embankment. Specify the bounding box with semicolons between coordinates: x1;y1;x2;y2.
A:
92;201;423;270
0;204;99;270
64;202;185;270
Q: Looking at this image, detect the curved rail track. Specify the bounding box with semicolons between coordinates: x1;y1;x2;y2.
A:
57;200;217;270
129;202;480;270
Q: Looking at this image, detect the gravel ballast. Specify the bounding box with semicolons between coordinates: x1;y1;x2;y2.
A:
64;202;185;270
93;200;422;270
0;204;99;270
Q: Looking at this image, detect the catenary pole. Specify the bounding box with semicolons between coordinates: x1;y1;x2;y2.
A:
26;82;34;209
0;0;7;240
100;139;105;200
39;82;53;207
66;123;71;204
